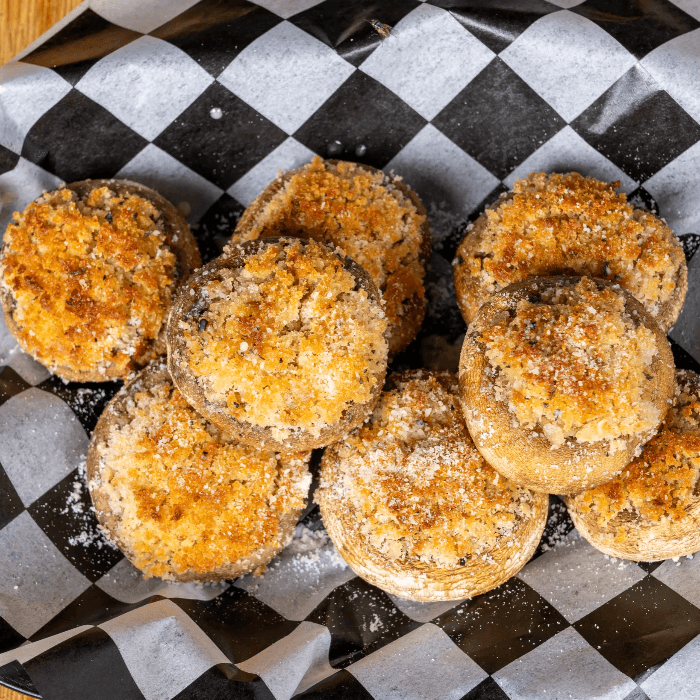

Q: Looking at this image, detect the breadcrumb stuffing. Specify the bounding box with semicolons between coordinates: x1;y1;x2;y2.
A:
454;172;684;326
575;370;700;536
480;278;660;451
317;370;537;568
92;367;311;579
0;186;177;377
181;239;387;439
231;157;427;351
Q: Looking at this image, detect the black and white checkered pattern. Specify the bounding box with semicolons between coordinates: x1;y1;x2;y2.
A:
2;0;700;697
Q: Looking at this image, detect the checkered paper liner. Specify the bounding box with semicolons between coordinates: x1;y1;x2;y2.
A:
1;0;700;698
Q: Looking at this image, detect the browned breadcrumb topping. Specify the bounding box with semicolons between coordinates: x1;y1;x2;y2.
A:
231;157;427;346
575;371;700;534
454;172;684;325
0;186;177;377
317;370;537;568
181;239;387;439
480;278;660;451
93;368;311;579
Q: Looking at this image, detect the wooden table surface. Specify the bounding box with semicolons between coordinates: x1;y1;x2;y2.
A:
1;1;82;696
0;687;33;700
1;0;84;65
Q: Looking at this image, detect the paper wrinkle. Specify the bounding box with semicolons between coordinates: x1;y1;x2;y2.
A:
100;599;230;700
75;35;214;142
234;533;354;621
88;0;201;34
96;557;229;604
115;143;224;223
652;554;700;609
505;125;637;193
387;593;463;623
580;64;661;139
227;137;315;208
0;63;71;154
238;622;335;700
0;512;91;638
217;21;355;135
500;10;637;122
644;139;700;236
547;0;587;6
0;388;89;506
641;28;700;125
493;627;636;700
0;311;20;364
669;251;700;365
444;8;525;46
347;623;488;700
358;4;495;121
251;0;326;20
0;625;92;668
4;352;51;386
641;632;700;700
517;530;646;623
0;157;62;237
385;123;500;217
670;0;700;21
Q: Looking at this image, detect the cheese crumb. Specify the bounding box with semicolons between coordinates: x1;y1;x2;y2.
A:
480;277;659;448
317;370;538;568
93;365;311;579
181;239;388;438
0;186;177;377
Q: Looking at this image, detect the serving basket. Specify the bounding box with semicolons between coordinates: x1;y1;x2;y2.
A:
1;1;700;698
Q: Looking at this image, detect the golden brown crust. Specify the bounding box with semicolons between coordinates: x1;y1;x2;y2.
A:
166;237;388;452
87;360;311;581
565;370;700;561
566;494;700;562
459;276;675;494
0;179;201;382
479;277;663;448
232;157;432;355
316;369;549;601
453;173;686;332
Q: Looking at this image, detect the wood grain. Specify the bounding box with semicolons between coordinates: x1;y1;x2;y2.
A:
0;0;84;65
0;685;34;700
